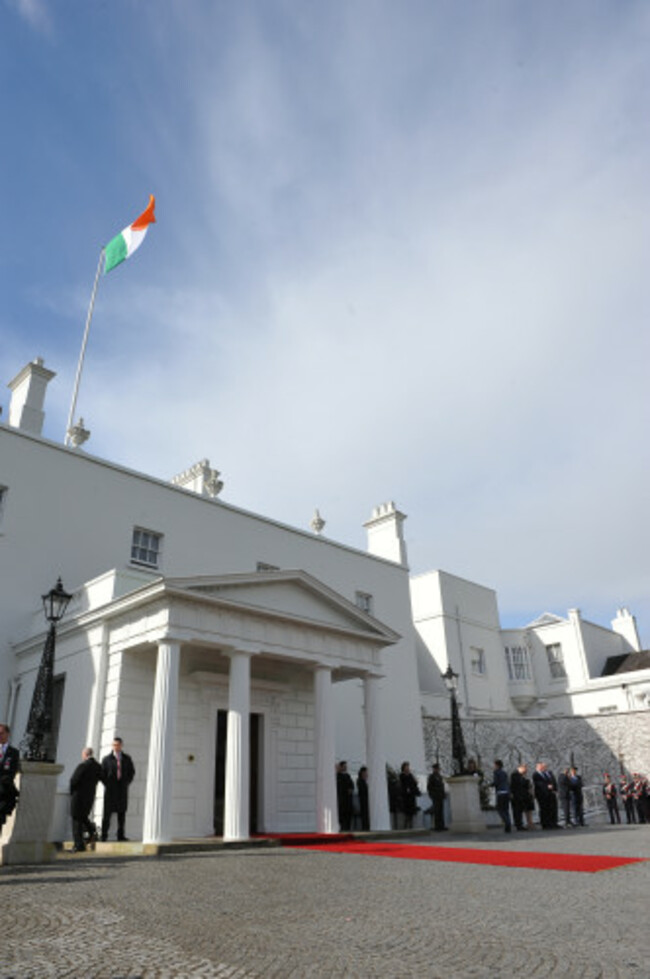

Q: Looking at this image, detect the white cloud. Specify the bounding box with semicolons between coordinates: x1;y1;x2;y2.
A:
8;0;53;35
20;2;649;642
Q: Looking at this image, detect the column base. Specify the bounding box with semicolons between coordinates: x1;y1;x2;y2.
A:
0;841;58;865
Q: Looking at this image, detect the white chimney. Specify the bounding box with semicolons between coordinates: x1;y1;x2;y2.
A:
364;501;408;567
7;358;56;436
611;607;641;652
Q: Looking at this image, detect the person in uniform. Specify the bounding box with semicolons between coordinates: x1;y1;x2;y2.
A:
620;775;636;824
492;759;512;833
632;774;647;824
569;766;585;826
602;773;620;824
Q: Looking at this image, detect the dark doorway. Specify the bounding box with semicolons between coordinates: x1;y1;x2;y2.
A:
213;710;263;836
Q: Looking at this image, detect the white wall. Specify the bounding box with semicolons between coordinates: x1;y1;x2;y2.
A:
411;570;513;717
1;424;425;804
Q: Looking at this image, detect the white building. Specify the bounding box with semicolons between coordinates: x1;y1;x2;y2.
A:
412;569;649;719
1;359;424;843
1;358;648;842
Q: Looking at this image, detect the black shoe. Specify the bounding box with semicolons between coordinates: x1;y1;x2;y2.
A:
117;836;130;842
100;836;107;843
72;845;85;853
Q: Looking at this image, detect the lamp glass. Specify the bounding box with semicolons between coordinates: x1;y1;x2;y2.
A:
42;577;72;624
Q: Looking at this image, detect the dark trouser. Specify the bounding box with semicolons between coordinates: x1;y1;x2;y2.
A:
0;784;18;829
432;797;445;831
496;793;511;831
359;802;370;832
102;808;127;840
635;800;647;824
571;794;585;826
560;795;571;825
624;799;636;824
511;798;524;830
606;799;620;824
338;806;353;832
537;794;558;828
73;812;97;848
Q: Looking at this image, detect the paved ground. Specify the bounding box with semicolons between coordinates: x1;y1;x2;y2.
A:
1;824;648;978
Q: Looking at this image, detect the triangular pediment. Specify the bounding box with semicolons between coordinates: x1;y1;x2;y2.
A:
526;611;565;628
162;570;400;643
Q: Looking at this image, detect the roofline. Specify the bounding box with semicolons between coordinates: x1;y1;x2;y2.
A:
0;423;408;572
410;567;498;596
13;569;401;653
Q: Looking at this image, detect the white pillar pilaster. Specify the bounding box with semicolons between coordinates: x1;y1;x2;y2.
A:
364;674;391;831
314;666;337;834
143;639;181;845
223;651;251;841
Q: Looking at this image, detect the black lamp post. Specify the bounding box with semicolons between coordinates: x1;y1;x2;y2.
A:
441;665;468;776
20;577;72;762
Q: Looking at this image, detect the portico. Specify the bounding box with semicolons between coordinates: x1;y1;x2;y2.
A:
15;569;399;843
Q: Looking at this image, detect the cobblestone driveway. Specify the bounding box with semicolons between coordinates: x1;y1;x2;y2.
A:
1;826;648;978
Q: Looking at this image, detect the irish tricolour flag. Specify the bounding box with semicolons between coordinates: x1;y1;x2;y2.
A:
104;195;156;274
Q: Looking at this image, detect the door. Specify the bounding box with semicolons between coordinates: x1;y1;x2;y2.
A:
213;710;263;836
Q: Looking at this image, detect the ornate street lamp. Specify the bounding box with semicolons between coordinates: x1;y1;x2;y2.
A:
21;577;72;762
441;665;468;776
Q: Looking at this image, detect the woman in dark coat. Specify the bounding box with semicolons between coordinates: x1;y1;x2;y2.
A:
357;766;370;831
399;761;421;829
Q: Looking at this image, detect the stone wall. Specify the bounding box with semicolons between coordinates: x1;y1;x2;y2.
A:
422;709;650;810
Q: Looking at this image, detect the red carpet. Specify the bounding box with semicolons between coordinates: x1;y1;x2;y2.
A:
268;836;645;873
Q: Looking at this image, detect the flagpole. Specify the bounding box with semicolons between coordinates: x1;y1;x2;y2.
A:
65;249;105;445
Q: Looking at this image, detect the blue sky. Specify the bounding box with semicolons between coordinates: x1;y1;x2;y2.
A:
2;0;649;642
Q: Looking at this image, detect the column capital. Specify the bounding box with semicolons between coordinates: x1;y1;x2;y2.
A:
224;643;261;659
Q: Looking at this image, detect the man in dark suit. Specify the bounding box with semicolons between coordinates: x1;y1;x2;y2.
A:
0;723;20;831
101;737;135;842
510;763;534;831
532;762;559;829
70;747;104;852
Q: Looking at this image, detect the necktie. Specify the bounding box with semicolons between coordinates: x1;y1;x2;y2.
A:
116;754;122;780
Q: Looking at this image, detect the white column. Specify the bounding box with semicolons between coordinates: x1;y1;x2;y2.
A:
314;666;337;834
364;674;391;831
87;622;109;752
143;640;181;845
223;651;251;841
